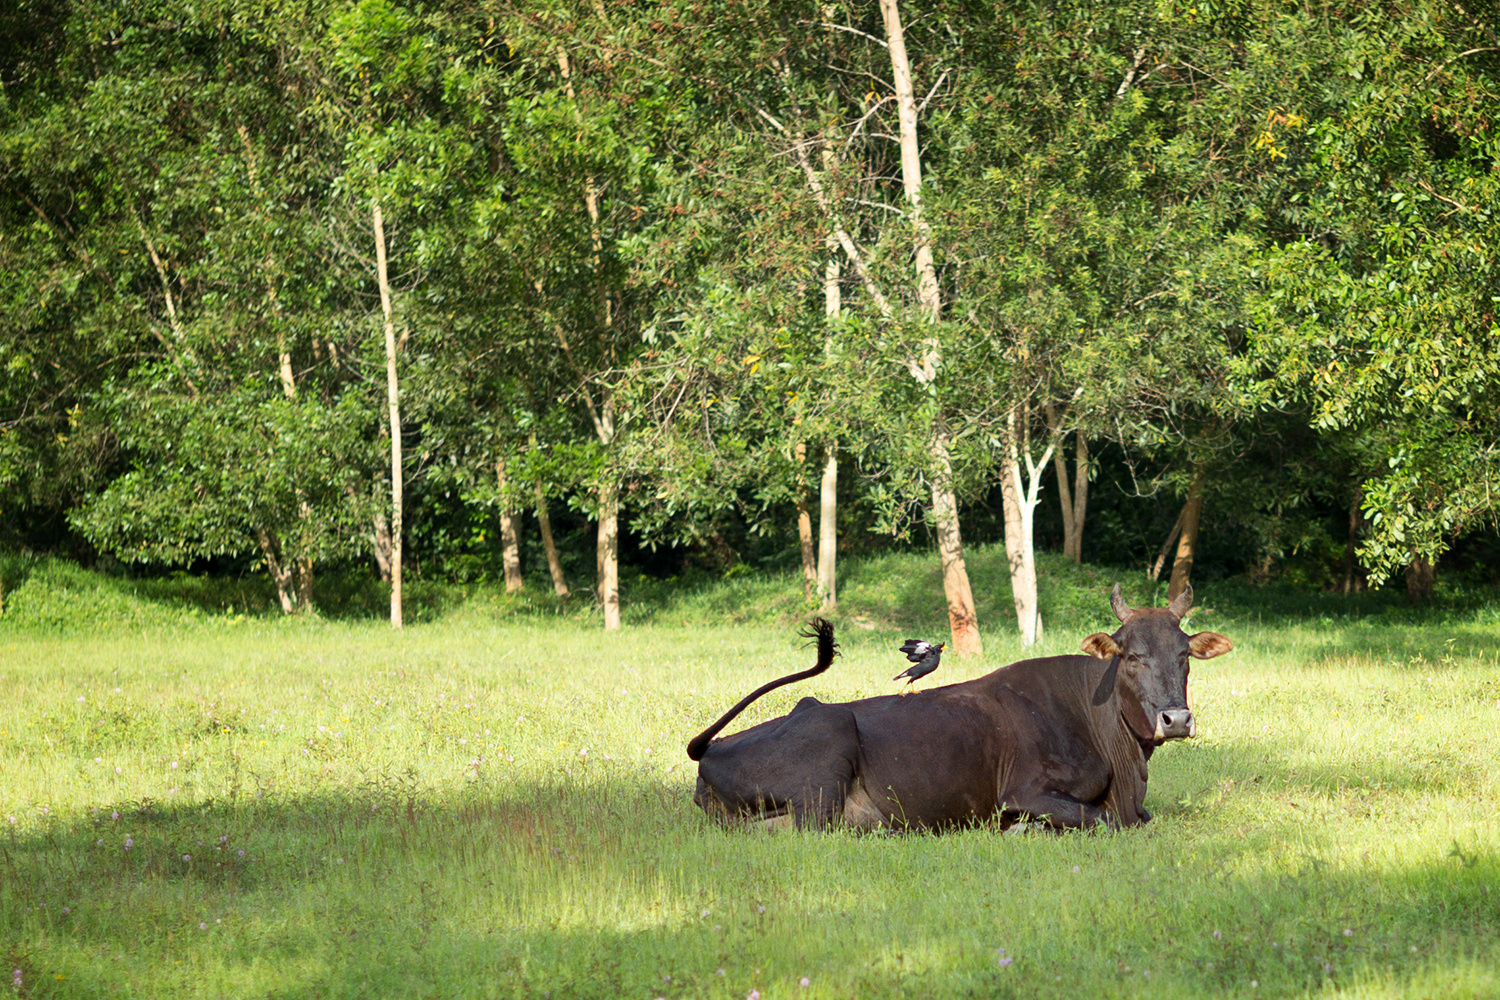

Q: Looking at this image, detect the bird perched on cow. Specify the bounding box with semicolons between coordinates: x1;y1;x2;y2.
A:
893;639;945;692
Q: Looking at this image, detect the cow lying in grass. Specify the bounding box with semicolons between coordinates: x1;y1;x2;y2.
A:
687;584;1232;831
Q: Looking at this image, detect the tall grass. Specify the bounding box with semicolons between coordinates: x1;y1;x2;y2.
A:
2;552;1498;998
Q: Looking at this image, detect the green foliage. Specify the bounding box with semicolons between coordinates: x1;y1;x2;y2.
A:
1241;2;1500;582
4;0;1500;598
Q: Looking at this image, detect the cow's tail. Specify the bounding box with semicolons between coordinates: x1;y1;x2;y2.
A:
685;618;838;762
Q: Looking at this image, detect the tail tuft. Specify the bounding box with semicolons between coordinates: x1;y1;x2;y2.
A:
686;618;839;762
797;617;839;672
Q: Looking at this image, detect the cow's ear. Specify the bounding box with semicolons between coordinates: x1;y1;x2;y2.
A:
1081;632;1122;660
1188;631;1233;659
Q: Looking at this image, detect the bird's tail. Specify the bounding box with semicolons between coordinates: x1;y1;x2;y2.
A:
685;618;838;762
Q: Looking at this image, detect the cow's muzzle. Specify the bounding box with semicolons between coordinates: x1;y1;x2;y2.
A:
1154;708;1195;740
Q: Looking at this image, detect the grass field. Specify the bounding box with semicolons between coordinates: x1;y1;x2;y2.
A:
3;549;1499;998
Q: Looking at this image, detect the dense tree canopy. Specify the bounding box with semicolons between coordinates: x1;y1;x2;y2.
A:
3;0;1497;626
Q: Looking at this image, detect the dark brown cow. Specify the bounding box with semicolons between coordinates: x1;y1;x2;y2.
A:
687;584;1232;831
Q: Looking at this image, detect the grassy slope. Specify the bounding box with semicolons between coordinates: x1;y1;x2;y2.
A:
2;552;1499;999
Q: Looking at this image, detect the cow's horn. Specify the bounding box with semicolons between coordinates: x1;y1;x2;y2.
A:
1167;582;1193;620
1110;583;1133;623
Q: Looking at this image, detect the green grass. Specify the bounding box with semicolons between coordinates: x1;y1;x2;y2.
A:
2;552;1499;998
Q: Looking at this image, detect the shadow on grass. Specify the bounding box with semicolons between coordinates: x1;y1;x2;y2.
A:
4;747;1497;999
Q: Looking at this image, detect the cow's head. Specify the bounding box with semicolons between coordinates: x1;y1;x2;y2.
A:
1080;583;1232;745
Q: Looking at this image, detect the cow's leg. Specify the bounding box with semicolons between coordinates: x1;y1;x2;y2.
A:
696;698;860;830
1000;791;1112;830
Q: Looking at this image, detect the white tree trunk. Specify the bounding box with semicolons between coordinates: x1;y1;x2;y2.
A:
496;458;524;594
817;444;838;610
881;0;981;656
598;477;620;630
1002;405;1061;646
372;192;402;630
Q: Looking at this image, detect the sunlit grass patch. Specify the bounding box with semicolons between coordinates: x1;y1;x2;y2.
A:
2;555;1499;998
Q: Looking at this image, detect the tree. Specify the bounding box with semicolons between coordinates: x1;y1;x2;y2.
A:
1243;0;1500;585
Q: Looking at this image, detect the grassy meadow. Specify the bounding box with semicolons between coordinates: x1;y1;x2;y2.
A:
2;548;1499;999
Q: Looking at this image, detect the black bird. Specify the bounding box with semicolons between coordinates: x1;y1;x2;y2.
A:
893;639;945;692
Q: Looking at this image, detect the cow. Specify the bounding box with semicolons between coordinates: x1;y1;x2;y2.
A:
687;583;1232;831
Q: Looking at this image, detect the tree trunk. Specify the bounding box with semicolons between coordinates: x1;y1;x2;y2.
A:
1000;448;1037;645
496;458;524;594
880;0;940;322
598;478;620;629
817;443;838;611
1065;431;1089;561
1343;497;1367;594
255;527;296;615
372;508;393;583
1167;464;1207;602
933;432;982;655
1044;404;1089;565
372;191;402;630
1000;405;1056;646
882;0;980;655
293;559;314;611
535;480;570;598
1150;508;1185;583
1405;554;1434;604
795;441;817;601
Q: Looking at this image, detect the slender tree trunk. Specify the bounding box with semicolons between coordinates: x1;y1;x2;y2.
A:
1405;554;1434;604
535;480;570;598
1167;464;1207;602
1150;509;1185;582
372;191;402;630
496;458;524;594
255;528;296;615
1000;447;1036;644
1001;405;1058;646
1066;432;1089;561
934;432;981;652
882;0;980;655
817;443;838;611
880;0;940;321
598;477;620;629
1343;497;1367;594
372;508;393;583
558;46;621;631
795;441;817;601
812;152;840;611
1044;403;1089;565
